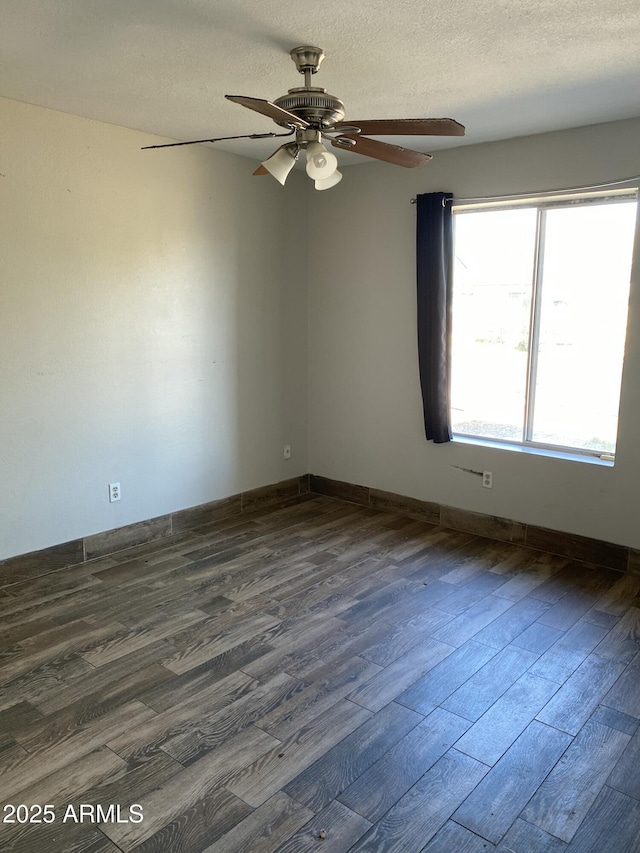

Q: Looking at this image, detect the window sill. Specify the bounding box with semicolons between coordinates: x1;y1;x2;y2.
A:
452;434;615;467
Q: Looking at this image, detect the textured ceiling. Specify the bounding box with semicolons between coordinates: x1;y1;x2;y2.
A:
1;0;640;166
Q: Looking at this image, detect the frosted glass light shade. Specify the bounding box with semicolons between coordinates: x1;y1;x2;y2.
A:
262;146;297;185
315;170;343;191
305;142;338;180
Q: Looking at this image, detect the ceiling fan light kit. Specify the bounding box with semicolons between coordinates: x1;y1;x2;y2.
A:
144;46;465;191
304;137;339;180
261;143;298;185
315;170;343;191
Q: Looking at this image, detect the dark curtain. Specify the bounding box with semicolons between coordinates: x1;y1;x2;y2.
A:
416;191;454;443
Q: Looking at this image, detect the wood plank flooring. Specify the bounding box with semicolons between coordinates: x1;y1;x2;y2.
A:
1;495;639;852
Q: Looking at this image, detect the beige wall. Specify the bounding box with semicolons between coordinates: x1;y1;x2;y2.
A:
3;99;640;561
0;97;308;560
308;119;640;548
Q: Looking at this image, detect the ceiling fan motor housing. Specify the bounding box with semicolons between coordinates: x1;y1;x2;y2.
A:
272;46;345;128
273;87;346;128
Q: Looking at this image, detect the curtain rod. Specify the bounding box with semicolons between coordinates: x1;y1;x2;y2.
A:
409;174;640;205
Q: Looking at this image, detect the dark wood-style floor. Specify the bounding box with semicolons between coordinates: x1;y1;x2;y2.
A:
1;495;640;853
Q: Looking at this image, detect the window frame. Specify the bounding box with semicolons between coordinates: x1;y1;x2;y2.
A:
450;188;638;462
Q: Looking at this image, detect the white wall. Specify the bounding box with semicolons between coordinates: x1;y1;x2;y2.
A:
0;97;308;560
308;119;640;549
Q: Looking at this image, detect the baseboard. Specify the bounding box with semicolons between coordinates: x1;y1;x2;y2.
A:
3;471;637;588
308;474;639;575
0;475;310;587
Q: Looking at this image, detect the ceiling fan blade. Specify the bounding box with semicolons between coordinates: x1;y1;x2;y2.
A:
334;119;465;137
331;135;432;168
141;131;293;151
225;95;309;128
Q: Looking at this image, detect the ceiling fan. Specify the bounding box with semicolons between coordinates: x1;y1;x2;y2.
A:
143;46;465;190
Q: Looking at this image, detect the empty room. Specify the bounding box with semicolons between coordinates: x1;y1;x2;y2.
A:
1;2;640;851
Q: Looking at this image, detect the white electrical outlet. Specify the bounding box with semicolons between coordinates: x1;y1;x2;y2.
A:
109;482;121;502
482;471;493;489
283;444;292;460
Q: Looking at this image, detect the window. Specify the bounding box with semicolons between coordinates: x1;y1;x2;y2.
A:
450;190;637;459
